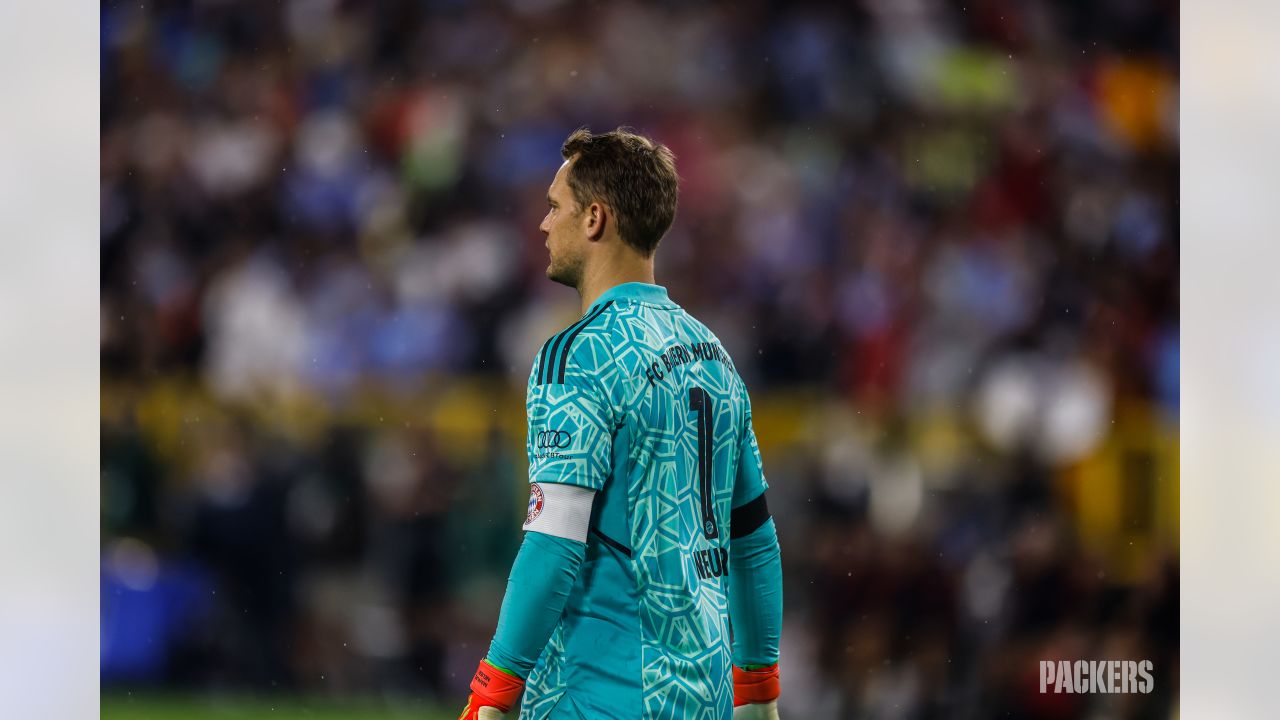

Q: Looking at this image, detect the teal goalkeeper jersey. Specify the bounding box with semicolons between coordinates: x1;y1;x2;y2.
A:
518;282;769;720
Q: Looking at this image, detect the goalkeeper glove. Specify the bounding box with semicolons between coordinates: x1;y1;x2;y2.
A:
733;663;781;720
459;659;524;720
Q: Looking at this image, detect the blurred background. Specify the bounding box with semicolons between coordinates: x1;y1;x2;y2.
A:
99;0;1178;718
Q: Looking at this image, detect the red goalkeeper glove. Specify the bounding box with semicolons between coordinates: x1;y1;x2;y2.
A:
458;659;524;720
733;663;781;719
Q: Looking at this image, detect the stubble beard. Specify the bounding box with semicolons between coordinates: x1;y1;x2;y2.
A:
547;249;583;292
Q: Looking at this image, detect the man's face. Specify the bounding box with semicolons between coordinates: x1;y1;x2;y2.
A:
540;159;588;289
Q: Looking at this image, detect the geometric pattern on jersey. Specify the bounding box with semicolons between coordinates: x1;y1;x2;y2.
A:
518;282;768;720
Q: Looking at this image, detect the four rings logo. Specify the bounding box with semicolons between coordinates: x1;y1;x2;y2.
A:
536;430;573;449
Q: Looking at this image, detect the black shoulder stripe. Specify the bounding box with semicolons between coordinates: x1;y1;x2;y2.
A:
554;301;612;385
537;334;559;385
540;327;572;385
540;305;600;385
592;528;632;558
730;491;771;539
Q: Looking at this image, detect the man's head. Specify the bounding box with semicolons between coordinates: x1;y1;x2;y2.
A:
540;127;679;289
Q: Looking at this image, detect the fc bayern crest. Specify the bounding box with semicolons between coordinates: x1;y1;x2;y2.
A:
526;483;545;525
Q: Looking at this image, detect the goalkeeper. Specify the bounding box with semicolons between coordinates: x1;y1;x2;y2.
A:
459;128;784;720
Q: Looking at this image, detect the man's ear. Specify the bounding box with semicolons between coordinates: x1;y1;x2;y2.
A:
584;201;607;242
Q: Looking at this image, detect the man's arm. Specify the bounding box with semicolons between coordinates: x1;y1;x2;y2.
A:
729;502;782;666
728;410;784;719
486;483;595;676
460;337;615;719
460;486;595;718
461;534;574;718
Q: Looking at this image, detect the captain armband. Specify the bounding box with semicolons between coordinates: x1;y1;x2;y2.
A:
522;482;596;544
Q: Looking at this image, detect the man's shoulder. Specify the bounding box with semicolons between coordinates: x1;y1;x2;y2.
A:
531;303;623;388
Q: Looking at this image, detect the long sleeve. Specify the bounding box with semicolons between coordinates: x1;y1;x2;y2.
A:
728;403;782;666
485;530;587;678
728;514;783;666
486;312;614;677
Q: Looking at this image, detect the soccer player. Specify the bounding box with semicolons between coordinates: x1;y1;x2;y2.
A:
458;128;784;720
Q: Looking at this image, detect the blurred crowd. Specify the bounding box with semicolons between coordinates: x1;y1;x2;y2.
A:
100;0;1179;717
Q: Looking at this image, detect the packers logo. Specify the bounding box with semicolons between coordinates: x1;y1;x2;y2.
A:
536;429;572;449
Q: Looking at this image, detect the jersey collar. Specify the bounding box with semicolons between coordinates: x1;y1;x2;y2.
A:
592;282;674;307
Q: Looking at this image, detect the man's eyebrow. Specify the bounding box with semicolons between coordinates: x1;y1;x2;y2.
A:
546;194;556;205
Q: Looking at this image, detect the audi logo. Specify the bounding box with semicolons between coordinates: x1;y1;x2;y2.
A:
536;430;572;449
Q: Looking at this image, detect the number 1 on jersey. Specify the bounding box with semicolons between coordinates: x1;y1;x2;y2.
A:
688;386;719;540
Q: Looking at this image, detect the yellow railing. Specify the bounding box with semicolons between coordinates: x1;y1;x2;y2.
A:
102;376;1179;580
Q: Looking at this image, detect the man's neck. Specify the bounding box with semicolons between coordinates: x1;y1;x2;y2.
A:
577;254;655;314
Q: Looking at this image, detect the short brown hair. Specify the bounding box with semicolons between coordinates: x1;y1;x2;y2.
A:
560;127;679;257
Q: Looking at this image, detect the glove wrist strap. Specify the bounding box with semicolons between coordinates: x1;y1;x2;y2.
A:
733;663;781;705
470;659;525;712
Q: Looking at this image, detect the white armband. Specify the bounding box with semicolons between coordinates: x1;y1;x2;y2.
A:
523;482;595;543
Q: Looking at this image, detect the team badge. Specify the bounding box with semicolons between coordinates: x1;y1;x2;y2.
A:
525;483;545;525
